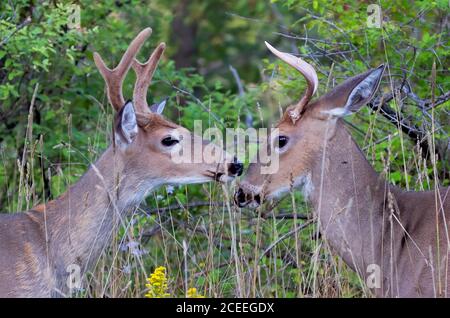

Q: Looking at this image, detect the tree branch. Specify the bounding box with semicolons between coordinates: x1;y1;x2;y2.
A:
425;91;450;110
365;90;450;159
141;201;224;215
0;16;31;48
258;218;316;264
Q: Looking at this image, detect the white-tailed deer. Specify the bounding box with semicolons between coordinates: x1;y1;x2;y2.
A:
0;28;242;298
235;42;450;297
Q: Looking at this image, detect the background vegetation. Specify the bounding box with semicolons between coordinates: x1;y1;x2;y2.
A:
1;0;449;297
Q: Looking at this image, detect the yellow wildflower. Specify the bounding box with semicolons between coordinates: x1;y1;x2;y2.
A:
145;266;170;298
187;287;205;298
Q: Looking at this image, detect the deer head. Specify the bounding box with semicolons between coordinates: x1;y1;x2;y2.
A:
93;28;242;202
235;42;384;207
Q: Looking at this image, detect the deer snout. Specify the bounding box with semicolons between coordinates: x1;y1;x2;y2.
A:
227;157;243;176
234;187;261;208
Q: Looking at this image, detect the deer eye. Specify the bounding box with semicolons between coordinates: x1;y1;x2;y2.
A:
161;136;179;147
276;136;289;149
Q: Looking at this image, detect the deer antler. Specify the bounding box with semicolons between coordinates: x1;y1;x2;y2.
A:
94;28;152;111
265;41;318;124
132;42;166;114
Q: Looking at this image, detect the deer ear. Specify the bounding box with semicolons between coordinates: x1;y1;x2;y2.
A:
325;64;384;117
116;101;138;145
149;98;167;114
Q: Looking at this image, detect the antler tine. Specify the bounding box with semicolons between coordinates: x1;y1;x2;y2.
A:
131;42;166;114
265;41;318;123
93;28;152;111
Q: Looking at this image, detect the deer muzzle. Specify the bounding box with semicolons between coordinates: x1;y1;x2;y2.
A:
234;187;261;208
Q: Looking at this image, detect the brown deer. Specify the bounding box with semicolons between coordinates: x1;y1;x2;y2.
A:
0;28;243;298
235;42;450;297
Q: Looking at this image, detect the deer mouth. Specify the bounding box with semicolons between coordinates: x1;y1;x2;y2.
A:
234;187;261;208
205;157;243;183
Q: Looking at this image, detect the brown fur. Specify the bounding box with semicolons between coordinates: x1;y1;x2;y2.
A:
238;69;450;297
0;109;236;297
0;28;239;298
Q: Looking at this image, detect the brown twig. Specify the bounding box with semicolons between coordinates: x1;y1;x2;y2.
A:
366;90;450;159
0;16;31;48
141;201;224;215
258;218;316;264
141;200;309;220
263;212;309;220
424;91;450;110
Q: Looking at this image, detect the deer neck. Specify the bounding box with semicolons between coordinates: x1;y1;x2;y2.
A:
29;145;155;293
308;119;391;275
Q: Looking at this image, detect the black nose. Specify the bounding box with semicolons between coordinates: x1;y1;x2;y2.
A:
234;188;247;207
254;194;261;205
228;157;243;176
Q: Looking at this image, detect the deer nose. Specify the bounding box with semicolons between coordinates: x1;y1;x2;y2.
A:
228;157;243;176
234;188;247;207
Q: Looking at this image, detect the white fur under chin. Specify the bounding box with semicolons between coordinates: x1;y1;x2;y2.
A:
267;173;313;201
121;180;161;209
246;201;261;209
219;174;235;183
169;174;234;185
169;176;214;185
120;174;225;210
